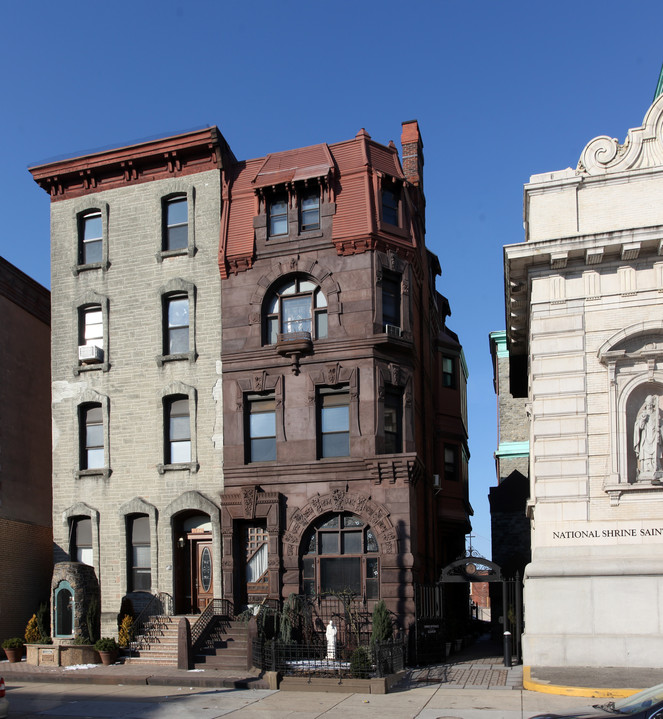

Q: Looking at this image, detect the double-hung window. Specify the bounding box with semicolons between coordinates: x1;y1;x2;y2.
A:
383;386;403;454
128;515;151;592
319;387;350;458
382;270;401;329
381;188;399;226
166;295;189;355
166;396;191;464
81;403;104;469
70;517;93;566
164;197;188;251
80;212;103;265
300;192;320;231
442;356;456;388
269;198;288;236
444;445;459;482
247;393;276;462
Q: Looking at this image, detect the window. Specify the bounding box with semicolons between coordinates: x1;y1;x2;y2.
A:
165;295;189;355
302;512;379;598
384;387;403;454
382;270;401;328
300;192;320;231
269;197;288;236
319;387;350;458
246;393;276;462
80;306;103;349
70;517;93;565
128;515;151;592
444;445;459;482
164;197;188;251
442;356;456;388
381;188;399;226
265;277;327;344
165;396;191;464
80;212;102;265
80;403;104;469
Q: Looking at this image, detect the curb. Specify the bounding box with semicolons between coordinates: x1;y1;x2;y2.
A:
522;666;640;698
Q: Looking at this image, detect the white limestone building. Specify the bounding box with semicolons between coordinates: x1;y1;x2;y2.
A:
505;92;663;668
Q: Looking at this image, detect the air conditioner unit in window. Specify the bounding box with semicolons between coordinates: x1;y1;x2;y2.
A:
78;345;104;363
433;473;441;489
385;324;402;338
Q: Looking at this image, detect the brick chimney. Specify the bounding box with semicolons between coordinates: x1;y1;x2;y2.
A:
401;120;424;190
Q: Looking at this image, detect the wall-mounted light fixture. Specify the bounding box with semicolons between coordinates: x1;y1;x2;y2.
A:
177;536;186;549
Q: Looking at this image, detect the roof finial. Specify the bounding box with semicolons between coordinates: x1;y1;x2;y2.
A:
654;61;663;102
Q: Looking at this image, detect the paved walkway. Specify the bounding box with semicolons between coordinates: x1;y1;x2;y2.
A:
1;637;657;697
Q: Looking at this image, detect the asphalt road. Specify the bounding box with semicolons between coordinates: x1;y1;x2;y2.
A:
4;680;594;719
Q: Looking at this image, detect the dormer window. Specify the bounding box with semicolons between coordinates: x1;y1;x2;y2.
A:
300;192;320;231
264;276;327;345
269;197;288;236
382;188;399;226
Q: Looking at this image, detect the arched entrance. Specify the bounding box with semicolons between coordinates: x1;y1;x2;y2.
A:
172;511;213;614
439;553;522;665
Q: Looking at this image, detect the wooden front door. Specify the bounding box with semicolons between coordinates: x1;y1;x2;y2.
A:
243;523;269;605
193;540;213;612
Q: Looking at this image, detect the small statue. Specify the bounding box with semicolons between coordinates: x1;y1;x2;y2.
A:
326;619;337;659
634;394;663;480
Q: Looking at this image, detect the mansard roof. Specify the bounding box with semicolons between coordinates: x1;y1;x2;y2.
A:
220;128;417;278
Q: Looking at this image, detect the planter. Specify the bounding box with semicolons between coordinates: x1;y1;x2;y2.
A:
98;650;118;666
4;647;23;663
27;643;98;667
453;639;463;652
445;641;452;656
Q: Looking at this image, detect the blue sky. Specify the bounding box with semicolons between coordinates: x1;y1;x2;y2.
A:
2;0;663;560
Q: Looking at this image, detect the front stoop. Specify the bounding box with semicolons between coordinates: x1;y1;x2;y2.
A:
127;615;196;666
194;619;249;671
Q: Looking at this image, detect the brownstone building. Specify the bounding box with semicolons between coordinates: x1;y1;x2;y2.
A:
218;121;471;629
29;119;469;643
0;257;52;640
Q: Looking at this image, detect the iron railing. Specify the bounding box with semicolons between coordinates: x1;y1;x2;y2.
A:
252;637;404;679
190;598;234;651
129;592;173;654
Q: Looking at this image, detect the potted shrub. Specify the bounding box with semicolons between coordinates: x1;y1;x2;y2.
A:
94;637;119;666
2;637;25;663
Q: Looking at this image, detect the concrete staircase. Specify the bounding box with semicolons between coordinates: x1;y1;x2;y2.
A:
194;619;249;671
127;614;195;665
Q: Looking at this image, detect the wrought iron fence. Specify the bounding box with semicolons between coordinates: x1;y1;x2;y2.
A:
252;638;404;679
296;594;376;648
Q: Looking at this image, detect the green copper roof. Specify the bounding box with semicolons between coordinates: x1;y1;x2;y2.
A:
654;62;663;102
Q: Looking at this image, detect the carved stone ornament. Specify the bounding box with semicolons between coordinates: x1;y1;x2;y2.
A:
283;489;396;554
579;93;663;175
241;486;257;519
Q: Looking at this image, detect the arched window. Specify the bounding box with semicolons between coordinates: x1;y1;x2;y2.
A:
301;512;379;598
127;514;151;592
79;403;103;469
264;276;327;345
69;516;93;565
164;395;191;464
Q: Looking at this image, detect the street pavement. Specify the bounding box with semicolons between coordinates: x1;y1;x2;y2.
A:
2;679;595;718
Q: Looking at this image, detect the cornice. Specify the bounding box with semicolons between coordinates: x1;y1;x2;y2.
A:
30;127;228;201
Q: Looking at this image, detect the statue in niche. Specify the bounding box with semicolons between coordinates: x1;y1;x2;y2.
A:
633;395;663;481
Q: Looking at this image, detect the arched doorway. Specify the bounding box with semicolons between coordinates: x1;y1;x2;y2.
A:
172;512;213;614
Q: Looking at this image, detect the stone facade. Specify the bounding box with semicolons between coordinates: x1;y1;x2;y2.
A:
0;257;52;640
31;122;470;639
505;93;663;668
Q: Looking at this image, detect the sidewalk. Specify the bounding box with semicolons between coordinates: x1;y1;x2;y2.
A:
0;658;271;689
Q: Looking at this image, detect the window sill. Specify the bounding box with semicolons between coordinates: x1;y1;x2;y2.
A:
377;221;409;239
74;362;110;376
158;462;198;475
156;246;195;263
156;352;196;367
76;468;111;480
72;261;109;276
